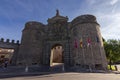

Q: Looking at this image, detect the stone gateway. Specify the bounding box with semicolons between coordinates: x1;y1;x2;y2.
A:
4;10;107;71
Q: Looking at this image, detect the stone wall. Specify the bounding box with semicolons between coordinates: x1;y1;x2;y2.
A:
15;11;108;70
16;21;45;65
70;15;107;69
0;38;20;65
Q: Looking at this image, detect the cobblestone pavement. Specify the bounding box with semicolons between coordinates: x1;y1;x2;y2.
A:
0;72;120;80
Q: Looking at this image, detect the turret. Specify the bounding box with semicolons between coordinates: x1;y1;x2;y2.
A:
70;14;107;70
17;21;46;65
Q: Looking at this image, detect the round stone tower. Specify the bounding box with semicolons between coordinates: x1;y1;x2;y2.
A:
17;21;45;65
71;15;107;70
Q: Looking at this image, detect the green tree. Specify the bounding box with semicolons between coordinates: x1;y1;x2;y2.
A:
104;39;120;70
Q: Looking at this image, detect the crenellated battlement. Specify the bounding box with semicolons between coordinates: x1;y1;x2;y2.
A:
0;38;20;45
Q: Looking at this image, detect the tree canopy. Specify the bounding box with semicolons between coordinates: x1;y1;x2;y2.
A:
104;39;120;64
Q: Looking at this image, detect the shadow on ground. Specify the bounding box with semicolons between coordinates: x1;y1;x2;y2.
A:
0;65;119;79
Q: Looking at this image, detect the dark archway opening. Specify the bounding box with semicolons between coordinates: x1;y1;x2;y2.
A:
50;44;64;71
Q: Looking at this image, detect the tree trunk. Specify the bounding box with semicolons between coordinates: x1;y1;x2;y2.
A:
109;59;112;70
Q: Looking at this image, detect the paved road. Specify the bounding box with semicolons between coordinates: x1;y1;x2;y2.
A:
0;72;120;80
0;65;120;80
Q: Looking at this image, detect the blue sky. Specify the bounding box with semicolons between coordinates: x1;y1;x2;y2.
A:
0;0;120;41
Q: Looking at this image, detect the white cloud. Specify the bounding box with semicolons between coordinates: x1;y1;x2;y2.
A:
112;5;117;13
86;0;97;5
98;13;120;40
110;0;118;5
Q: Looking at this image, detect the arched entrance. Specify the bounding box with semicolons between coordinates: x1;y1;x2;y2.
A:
50;44;64;71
